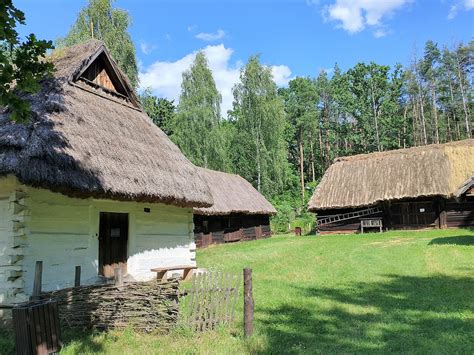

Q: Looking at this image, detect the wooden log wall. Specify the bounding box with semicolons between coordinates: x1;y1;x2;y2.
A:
446;200;474;228
195;225;272;248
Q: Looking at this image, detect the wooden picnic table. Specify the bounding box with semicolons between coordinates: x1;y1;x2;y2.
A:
150;265;197;281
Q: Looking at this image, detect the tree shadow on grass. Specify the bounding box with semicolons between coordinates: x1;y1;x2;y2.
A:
60;329;109;354
429;235;474;246
257;274;474;354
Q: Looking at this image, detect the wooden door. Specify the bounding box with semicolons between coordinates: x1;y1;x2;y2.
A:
99;212;129;277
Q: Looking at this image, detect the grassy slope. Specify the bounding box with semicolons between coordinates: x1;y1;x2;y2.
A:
1;229;473;354
197;229;474;354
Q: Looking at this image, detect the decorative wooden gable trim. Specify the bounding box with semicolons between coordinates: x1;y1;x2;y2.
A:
73;47;139;108
456;176;474;197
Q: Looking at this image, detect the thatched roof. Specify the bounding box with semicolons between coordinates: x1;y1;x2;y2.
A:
194;168;277;216
308;139;474;211
0;40;213;208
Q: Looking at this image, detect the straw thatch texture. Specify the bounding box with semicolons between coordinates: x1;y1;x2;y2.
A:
308;139;474;211
194;168;277;216
0;40;213;208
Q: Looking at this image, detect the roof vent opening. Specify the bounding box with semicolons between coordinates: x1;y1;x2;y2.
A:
75;50;138;107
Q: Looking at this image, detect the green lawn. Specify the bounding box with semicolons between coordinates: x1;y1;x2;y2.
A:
2;229;473;354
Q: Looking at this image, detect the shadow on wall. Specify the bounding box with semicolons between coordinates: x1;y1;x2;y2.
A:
257;274;474;353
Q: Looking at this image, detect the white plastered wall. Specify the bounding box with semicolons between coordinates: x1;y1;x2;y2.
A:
0;176;196;306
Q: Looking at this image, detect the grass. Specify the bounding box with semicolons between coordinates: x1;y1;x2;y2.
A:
1;229;473;354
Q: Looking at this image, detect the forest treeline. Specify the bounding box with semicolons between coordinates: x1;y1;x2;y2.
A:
141;40;474;211
3;0;473;231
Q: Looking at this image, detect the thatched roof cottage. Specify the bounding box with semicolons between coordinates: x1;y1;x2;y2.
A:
193;168;276;245
308;140;474;233
0;40;213;309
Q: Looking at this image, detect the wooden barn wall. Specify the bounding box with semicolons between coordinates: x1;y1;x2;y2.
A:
446;199;474;228
317;207;383;233
388;200;438;229
317;198;474;233
194;214;270;234
0;176;194;304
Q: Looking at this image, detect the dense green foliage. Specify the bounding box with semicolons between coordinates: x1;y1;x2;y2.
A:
170;52;229;170
280;41;473;207
139;88;175;136
3;229;470;354
143;40;472;231
230;56;291;196
57;0;138;88
0;0;54;122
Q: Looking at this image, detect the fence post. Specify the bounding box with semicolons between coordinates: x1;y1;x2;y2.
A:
32;261;43;300
243;268;254;337
114;267;123;286
74;266;81;287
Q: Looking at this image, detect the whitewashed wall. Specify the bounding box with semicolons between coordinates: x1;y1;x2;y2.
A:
0;176;196;304
0;176;29;317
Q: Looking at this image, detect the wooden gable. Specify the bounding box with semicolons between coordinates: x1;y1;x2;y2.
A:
74;48;138;107
82;57;118;92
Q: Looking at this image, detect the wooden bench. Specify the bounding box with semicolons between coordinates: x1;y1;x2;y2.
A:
360;218;383;233
150;265;197;281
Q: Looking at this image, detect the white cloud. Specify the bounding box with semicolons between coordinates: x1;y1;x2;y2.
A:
373;28;388;38
271;65;292;86
321;0;410;34
139;45;292;117
139;41;156;55
448;0;474;19
195;29;226;41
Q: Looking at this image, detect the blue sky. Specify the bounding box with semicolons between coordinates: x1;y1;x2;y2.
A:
16;0;474;113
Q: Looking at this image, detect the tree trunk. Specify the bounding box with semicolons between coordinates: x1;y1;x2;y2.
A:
318;125;324;169
417;83;428;145
403;104;408;148
447;79;457;141
310;140;316;183
455;57;471;137
299;133;305;203
412;97;417;146
370;81;381;151
431;85;439;144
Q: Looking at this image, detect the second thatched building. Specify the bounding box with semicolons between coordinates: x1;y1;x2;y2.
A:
308;140;474;233
193;168;277;246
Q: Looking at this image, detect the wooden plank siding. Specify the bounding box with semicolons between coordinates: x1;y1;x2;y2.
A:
82;58;117;91
194;213;270;234
316;198;473;234
446;200;474;228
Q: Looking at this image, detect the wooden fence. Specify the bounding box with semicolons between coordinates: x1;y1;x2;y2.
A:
195;225;271;248
180;271;241;332
39;280;180;332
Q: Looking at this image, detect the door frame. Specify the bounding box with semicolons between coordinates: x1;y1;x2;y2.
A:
98;211;130;277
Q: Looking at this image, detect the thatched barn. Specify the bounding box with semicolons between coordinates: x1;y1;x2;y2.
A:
0;40;213;309
308;140;474;233
193;168;276;246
